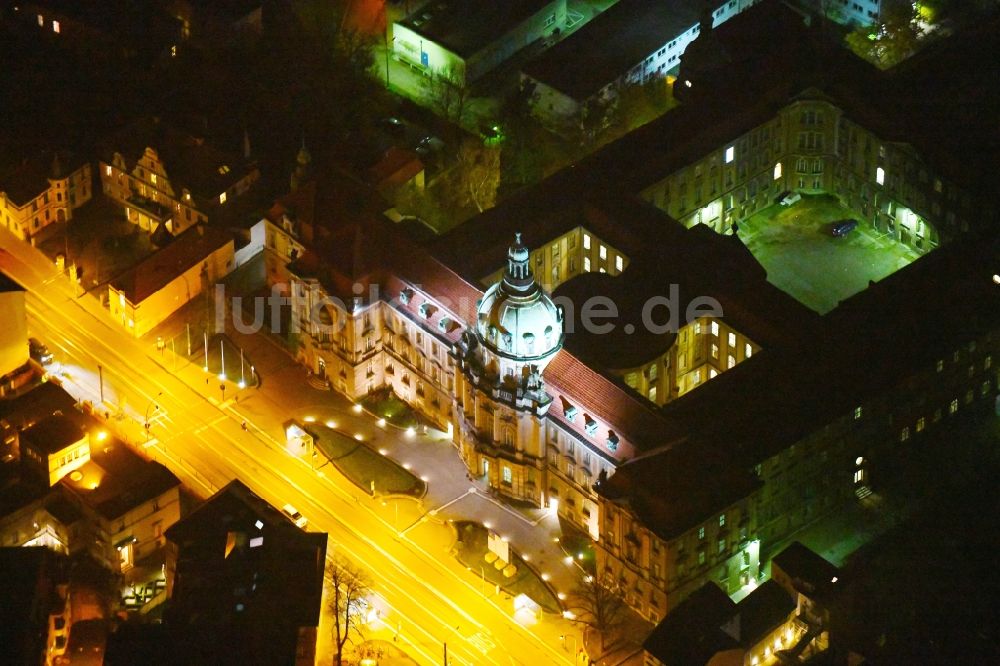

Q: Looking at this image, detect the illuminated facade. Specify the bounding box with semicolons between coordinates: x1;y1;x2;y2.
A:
0;151;92;243
99;117;259;236
108;225;234;337
392;0;566;86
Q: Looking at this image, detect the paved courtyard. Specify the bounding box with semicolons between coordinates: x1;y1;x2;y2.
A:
738;194;921;314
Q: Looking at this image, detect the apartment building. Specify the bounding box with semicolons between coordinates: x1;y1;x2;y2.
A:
0;151;92;243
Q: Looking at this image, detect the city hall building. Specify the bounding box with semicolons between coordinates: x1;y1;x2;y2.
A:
263;1;1000;622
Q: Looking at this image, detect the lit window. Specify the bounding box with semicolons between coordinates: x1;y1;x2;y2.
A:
37;14;44;27
949;398;959;414
745;343;752;358
694;321;702;335
711;321;719;336
854;469;863;484
725;146;735;163
150;173;157;185
719;514;725;527
876;167;885;185
900;427;910;442
728;332;736;347
52;20;60;33
718;539;726;554
105;165;112;177
773;162;782;180
854;406;862;420
171;45;177;57
916;417;925;432
698;550;705;564
698;527;705;539
583;234;591;250
727;355;735;369
986;356;992;370
502;466;512;484
599;245;607;260
615;255;623;272
936;359;943;372
219;191;227;204
711;343;719;359
249;536;263;548
583;256;591;272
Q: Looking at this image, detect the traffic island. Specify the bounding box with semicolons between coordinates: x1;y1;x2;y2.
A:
452;521;561;614
315;425;426;498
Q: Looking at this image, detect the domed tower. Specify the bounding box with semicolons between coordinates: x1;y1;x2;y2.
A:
452;233;564;506
475;233;563;381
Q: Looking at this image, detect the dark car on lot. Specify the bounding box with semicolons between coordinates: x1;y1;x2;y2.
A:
831;219;858;237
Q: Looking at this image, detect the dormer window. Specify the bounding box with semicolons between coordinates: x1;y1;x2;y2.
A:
438;317;452;332
399;288;413;304
564;404;578;421
606;431;619;451
418;302;434;318
584;416;598;436
523;332;535;354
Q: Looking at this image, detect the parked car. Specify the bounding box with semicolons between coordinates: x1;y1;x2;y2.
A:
831;219;858;237
28;338;53;366
777;191;802;206
282;503;307;528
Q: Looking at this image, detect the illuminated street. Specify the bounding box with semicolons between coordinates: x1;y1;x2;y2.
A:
0;226;581;666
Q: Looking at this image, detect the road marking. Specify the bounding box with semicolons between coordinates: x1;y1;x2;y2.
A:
467;631;496;655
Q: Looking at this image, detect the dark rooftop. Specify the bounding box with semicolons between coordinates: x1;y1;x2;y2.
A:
523;0;699;100
109;224;232;304
0;382;79;433
0;150;86;208
398;0;555;58
0;547;61;666
642;582;739;665
100;117;255;200
164;480;327;664
20;414;85;455
732;580;795;647
60;436;180;521
772;541;840;597
600;444;761;541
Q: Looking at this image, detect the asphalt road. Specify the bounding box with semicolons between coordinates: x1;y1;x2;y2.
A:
0;226;577;666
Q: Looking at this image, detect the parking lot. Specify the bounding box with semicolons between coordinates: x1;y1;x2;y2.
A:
738;194;921;314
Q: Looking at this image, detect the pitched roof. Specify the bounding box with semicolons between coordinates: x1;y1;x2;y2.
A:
109;225;232;304
523;0;699;100
101;117;254;200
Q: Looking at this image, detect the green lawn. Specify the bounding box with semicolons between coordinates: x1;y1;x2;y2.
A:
316;426;426;498
361;388;426;429
453;521;562;614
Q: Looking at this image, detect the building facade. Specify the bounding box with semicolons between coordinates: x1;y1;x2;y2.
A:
0;152;92;243
100;118;258;236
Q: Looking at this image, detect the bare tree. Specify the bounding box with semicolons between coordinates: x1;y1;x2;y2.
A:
450;137;502;213
429;67;472;127
567;574;627;653
327;556;372;666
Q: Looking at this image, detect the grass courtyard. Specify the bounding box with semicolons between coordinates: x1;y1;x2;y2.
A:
738;194;920;314
452;521;562;614
315;425;426;498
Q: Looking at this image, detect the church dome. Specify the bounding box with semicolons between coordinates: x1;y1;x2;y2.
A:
476;233;563;363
